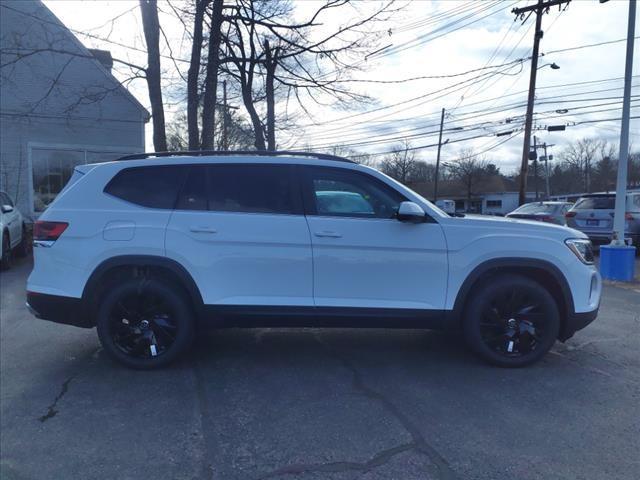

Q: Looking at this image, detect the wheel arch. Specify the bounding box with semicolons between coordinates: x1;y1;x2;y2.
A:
451;258;575;335
82;255;204;323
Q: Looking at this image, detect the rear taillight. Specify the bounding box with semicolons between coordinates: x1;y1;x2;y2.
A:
565;211;576;218
33;221;68;241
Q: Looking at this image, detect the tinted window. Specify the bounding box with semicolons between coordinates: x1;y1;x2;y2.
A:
574;196;615;210
207;164;297;214
513;202;557;214
304;167;405;219
105;166;187;209
176;166;207;210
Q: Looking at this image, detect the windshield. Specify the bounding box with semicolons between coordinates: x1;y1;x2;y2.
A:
574;196;615;210
512;203;558;214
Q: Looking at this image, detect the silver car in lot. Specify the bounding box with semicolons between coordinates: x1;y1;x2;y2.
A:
565;192;640;246
506;201;573;225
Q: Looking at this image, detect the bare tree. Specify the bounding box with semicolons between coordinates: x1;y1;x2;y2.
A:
167;107;254;151
186;0;207;149
447;149;489;204
561;138;608;193
200;0;225;149
140;0;167;151
380;140;417;184
221;0;398;150
408;161;437;184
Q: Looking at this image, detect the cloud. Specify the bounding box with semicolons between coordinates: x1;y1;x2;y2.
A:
44;0;638;170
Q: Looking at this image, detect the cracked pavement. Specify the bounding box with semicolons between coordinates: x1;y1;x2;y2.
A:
1;257;639;480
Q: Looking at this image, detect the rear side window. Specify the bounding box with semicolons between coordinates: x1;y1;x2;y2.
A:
207;164;298;214
574;197;615;210
105;165;187;209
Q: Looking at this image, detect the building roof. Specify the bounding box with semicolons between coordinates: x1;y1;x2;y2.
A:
0;1;149;121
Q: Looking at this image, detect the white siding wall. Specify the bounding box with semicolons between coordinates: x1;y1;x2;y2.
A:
0;0;148;219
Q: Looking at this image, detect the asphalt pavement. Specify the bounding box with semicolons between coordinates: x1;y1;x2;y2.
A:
1;256;639;480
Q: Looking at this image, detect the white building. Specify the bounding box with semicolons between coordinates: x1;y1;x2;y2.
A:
0;1;149;220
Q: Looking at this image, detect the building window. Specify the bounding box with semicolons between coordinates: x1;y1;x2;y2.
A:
31;147;127;213
486;200;502;208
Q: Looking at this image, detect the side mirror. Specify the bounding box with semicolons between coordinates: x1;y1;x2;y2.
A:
396;201;426;223
1;205;13;214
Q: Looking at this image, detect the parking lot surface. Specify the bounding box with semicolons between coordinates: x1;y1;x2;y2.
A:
1;257;639;480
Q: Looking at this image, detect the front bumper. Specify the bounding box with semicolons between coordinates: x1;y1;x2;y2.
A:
559;307;599;341
26;291;93;328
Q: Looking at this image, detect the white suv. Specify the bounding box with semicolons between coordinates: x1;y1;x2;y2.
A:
26;152;601;369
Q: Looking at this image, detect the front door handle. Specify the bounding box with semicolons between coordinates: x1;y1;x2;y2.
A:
189;226;217;234
314;230;342;238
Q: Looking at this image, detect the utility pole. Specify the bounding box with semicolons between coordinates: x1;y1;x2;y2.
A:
433;107;445;202
611;0;636;246
533;135;539;201
542;143;553;199
514;0;571;205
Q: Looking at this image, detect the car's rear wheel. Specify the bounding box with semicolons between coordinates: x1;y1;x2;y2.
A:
96;277;195;369
1;232;12;270
463;274;560;367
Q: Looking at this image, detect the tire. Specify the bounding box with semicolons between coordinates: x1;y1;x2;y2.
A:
1;232;11;270
462;274;560;368
14;224;30;258
96;277;195;369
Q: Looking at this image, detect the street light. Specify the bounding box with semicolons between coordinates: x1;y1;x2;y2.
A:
538;62;560;70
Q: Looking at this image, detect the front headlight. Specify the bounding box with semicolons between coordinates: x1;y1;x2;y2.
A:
565;238;594;264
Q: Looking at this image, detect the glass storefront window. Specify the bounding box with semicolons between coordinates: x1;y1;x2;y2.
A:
32;147;128;213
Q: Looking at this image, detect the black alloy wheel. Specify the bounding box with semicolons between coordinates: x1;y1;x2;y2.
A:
109;292;178;359
96;278;195;369
463;274;560;367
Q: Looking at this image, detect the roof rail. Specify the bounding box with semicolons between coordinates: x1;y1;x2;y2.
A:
116;150;354;163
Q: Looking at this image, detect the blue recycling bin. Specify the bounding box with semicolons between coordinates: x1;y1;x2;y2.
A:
600;245;636;282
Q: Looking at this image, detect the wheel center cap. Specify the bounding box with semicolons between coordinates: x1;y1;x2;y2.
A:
507;318;517;327
140;320;150;330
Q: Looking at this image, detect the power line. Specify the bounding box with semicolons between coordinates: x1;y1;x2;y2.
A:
299;84;639;144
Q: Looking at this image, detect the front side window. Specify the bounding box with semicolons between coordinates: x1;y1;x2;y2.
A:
105;165;187;209
303;167;405;219
207;164;298;215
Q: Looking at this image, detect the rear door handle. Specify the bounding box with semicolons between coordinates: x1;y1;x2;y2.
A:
314;230;342;238
189;226;217;234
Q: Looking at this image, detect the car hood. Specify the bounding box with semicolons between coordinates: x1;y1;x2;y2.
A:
442;214;587;240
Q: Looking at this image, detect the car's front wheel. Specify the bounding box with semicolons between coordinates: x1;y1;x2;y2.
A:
463;274;560;367
96;277;195;369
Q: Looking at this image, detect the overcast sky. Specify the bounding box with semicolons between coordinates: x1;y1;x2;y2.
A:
44;0;639;172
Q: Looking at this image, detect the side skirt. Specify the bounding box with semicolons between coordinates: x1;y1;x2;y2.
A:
201;305;452;330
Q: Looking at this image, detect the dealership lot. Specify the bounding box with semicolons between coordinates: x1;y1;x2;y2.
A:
1;257;639;480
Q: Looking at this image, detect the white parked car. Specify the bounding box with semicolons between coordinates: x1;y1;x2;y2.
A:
1;191;28;269
27;152;601;369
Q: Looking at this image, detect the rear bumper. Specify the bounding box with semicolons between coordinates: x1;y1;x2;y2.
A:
559;307;599;341
585;232;639;246
26;291;93;328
